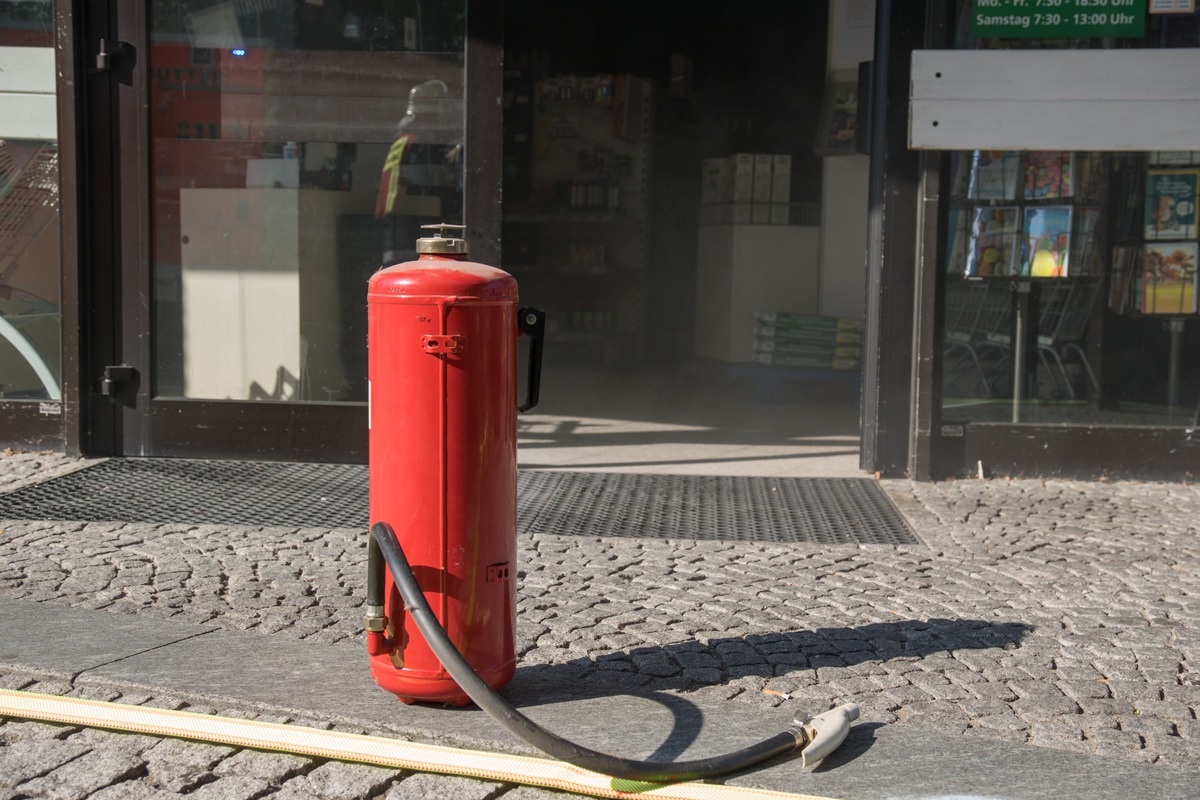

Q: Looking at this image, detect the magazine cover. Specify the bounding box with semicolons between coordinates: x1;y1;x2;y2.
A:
1023;152;1072;200
965;207;1020;277
1022;206;1073;277
1144;169;1200;241
1140;242;1198;315
968;151;1020;201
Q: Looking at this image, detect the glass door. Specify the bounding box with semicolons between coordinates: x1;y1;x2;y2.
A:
88;0;492;461
0;1;61;448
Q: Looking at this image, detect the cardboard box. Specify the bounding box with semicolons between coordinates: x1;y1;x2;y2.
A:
732;153;755;202
701;157;731;204
754;311;863;331
753;154;773;203
771;154;792;203
698;203;753;225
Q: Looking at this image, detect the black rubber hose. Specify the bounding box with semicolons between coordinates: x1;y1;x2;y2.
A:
370;521;805;783
366;533;385;608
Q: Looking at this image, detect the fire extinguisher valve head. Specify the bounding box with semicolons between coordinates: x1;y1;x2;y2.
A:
417;223;469;255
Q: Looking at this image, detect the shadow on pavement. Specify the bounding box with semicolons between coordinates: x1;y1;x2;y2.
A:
512;618;1034;698
485;617;1032;759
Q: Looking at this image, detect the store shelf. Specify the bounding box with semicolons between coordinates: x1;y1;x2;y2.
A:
501;73;654;360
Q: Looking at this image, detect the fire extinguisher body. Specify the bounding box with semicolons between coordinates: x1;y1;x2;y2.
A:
367;249;519;705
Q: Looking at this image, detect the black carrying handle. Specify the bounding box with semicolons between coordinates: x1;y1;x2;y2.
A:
517;307;545;413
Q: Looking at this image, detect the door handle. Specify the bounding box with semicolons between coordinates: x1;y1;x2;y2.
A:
96;39;132;71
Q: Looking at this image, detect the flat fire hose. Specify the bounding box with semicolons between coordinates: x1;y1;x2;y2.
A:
0;689;841;800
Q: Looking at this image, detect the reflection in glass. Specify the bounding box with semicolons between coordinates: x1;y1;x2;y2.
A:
0;0;61;401
0;0;52;47
151;1;465;402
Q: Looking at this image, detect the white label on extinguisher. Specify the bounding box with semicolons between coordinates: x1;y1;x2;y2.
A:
367;380;371;430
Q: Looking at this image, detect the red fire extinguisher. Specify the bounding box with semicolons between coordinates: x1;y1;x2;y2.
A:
364;223;544;705
362;229;860;779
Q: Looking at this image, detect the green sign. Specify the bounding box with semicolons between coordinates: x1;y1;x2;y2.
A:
971;0;1146;39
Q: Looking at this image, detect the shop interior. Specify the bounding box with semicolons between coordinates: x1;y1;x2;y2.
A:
500;1;865;474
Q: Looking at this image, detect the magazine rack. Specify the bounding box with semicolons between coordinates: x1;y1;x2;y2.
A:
945;150;1109;417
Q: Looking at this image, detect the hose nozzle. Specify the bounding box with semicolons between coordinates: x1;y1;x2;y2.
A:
796;703;860;768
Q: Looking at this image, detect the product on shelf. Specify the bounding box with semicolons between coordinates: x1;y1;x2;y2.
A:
1144;169;1200;241
965;206;1020;277
1021;206;1073;277
968;151;1020;201
1139;242;1198;315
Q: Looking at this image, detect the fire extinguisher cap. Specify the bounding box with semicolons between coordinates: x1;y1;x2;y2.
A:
417;223;469;255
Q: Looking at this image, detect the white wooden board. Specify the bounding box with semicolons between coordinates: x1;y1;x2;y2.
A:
910;49;1200;151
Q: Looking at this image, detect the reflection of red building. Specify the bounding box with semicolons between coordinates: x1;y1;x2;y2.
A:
151;45;266;269
0;19;53;47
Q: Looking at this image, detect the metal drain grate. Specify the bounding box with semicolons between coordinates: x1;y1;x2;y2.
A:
0;459;368;529
0;460;917;544
519;472;916;544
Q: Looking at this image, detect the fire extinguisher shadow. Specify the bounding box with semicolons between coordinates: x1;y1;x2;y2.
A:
506;618;1033;698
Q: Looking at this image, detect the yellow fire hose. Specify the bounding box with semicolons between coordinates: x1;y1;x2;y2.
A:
0;689;840;800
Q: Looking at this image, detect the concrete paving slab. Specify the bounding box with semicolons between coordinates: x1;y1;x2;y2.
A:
15;599;1194;800
0;598;216;678
78;624;782;759
733;722;1200;800
77;629;396;727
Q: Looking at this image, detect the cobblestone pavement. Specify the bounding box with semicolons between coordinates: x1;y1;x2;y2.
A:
1;450;1198;798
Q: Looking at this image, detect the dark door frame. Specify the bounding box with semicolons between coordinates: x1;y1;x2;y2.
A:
67;0;502;463
859;0;926;479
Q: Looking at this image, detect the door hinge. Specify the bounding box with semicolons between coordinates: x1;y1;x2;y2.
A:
100;365;136;396
96;39;132;71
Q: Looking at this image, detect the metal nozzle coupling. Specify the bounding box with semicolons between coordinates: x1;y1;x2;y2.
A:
362;605;387;632
793;703;860;768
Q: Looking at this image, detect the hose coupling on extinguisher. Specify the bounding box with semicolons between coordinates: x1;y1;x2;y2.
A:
362;605;389;656
362;606;386;632
363;535;390;656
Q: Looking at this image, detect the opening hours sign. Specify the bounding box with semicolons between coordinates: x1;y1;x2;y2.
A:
971;0;1146;39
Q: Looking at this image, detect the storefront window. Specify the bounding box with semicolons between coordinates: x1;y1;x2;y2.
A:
151;1;465;402
0;0;60;402
940;4;1200;428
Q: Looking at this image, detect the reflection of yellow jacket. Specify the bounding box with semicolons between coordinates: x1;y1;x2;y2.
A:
374;135;410;218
